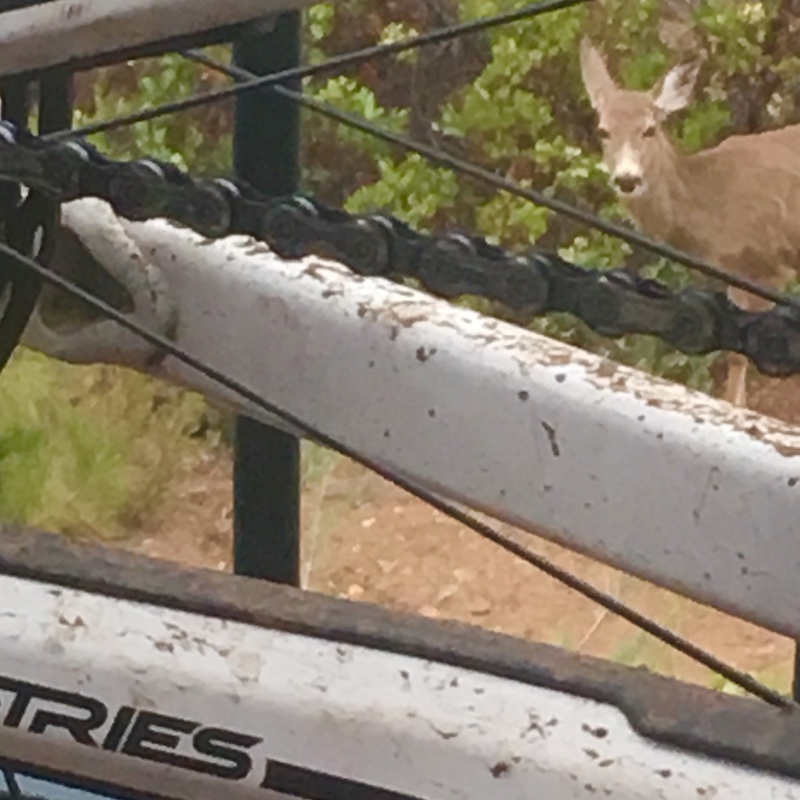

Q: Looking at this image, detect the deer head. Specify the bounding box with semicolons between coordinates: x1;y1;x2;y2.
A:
579;38;701;198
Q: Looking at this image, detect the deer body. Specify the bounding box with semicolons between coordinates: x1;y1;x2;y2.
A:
579;40;800;407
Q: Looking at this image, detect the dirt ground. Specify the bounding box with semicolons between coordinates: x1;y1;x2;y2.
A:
124;371;800;695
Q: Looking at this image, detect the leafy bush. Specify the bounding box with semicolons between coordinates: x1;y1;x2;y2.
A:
73;47;234;173
301;0;800;391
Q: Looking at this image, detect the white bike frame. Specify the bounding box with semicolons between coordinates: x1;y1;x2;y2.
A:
107;216;800;640
0;0;314;78
2;1;800;797
2;529;800;800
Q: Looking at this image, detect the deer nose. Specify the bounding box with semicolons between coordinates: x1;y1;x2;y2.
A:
614;174;643;195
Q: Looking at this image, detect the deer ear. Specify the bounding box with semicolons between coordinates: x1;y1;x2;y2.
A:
579;37;617;111
652;61;700;115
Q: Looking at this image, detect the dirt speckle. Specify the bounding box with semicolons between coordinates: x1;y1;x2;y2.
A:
541;421;561;457
416;346;437;362
489;762;510;778
594;360;619;380
582;725;609;739
57;614;86;629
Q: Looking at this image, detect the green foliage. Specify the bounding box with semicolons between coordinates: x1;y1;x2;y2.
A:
0;350;212;538
0;54;233;538
74;48;234;174
347;154;460;227
302;0;800;392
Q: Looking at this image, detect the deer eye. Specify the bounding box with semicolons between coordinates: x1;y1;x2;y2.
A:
643;124;657;138
598;127;610;140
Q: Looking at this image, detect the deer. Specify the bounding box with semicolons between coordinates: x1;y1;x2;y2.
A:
578;38;800;408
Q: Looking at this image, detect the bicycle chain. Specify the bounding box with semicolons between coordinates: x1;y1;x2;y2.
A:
2;121;800;376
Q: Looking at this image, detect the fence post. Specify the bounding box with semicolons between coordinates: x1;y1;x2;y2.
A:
231;12;302;585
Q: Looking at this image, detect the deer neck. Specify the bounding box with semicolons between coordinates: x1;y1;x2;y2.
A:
625;136;695;247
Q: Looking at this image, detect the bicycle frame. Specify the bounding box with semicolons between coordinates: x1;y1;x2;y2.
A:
0;0;316;78
2;527;800;800
29;211;799;640
3;0;800;796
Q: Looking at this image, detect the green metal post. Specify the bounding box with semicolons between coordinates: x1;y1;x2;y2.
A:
232;12;302;585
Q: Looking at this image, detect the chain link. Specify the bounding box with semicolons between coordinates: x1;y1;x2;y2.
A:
2;120;800;376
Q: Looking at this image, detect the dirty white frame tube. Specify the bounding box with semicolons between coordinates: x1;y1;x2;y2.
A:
0;0;318;77
2;571;798;800
88;220;800;641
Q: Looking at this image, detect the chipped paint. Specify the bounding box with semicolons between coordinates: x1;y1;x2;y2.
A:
0;0;319;78
66;216;800;639
2;570;800;799
541;421;561;457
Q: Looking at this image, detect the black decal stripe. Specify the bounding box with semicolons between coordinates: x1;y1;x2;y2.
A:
102;707;137;752
265;761;424;800
0;676;106;744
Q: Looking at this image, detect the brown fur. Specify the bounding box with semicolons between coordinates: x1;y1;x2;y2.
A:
579;39;800;406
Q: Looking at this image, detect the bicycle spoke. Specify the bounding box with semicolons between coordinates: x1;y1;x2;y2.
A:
184;49;799;310
43;0;590;142
30;0;792;307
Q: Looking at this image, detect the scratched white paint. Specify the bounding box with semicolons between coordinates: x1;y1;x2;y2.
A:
80;218;800;640
0;0;317;77
1;575;798;800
